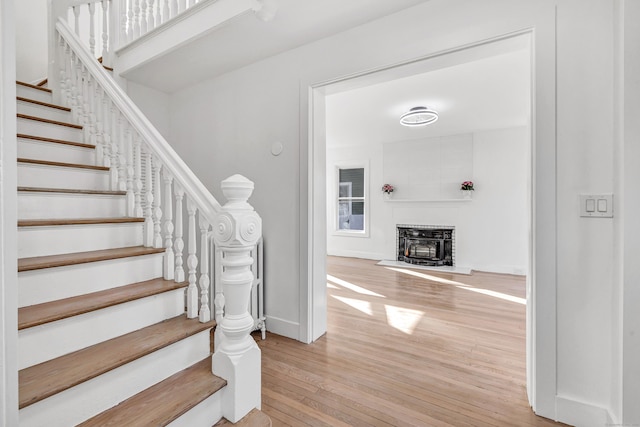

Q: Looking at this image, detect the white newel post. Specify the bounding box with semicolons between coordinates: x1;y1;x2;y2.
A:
212;174;262;423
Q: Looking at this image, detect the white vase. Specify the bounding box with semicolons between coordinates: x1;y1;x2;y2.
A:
384;192;393;200
461;190;472;199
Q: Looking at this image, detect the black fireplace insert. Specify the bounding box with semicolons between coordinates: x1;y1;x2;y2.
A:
397;226;454;266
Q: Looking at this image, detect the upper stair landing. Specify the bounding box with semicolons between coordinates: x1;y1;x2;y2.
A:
115;0;266;82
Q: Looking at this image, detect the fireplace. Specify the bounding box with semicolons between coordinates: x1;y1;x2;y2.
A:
396;225;454;266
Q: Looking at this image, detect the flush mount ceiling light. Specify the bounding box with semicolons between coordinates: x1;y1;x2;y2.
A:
399;106;439;127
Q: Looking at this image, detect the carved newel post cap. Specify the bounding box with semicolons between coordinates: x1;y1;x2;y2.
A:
214;175;262;247
220;174;254;208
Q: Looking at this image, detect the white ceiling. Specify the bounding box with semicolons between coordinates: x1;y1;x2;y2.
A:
123;0;427;92
326;37;531;146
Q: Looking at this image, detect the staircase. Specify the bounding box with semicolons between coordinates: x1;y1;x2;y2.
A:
15;81;269;426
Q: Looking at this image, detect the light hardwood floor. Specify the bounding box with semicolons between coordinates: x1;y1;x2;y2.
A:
257;256;567;427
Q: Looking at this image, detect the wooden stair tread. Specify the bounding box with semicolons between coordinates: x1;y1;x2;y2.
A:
18;157;109;171
17;80;52;93
78;357;225;426
18;186;125;195
18;133;95;149
19;315;216;409
19;278;187;330
17;96;71;112
18;246;165;272
214;409;272;427
17;113;82;129
18;217;145;227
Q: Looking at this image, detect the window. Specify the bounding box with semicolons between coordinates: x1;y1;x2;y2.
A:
337;167;365;233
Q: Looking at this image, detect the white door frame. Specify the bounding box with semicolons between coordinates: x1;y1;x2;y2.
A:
303;24;557;418
0;0;19;424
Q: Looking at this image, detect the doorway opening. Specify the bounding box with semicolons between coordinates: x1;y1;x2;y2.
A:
308;32;534;405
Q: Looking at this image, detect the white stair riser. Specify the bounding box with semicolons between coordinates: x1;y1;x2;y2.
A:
18;192;126;219
168;388;223;427
17;100;72;123
19;331;212;427
16;85;52;103
18;223;144;258
18;163;110;191
18;138;95;165
19;289;186;369
17;117;83;143
19;254;163;307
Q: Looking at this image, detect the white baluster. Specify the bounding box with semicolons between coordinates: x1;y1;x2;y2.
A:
89;2;96;56
87;76;98;148
69;46;78;111
133;135;143;217
57;35;68;105
162;170;175;280
178;0;185;14
198;217;211;323
152;156;163;248
73;6;81;35
212;175;262;422
186;199;198;318
101;0;109;61
162;0;169;24
109;102;120;189
155;0;162;27
125;124;135;217
187;0;195;8
147;0;155;31
92;80;104;165
143;149;154;246
123;2;132;44
140;0;148;34
117;112;127;192
133;0;141;39
170;0;177;18
101;92;112;168
174;183;185;282
78;62;89;142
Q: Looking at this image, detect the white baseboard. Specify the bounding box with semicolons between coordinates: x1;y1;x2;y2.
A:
326;249;385;260
265;315;299;340
473;264;527;276
555;395;611;427
376;260;472;275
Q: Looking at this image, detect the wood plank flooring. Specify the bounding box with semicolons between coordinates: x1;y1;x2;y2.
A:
257;256;566;426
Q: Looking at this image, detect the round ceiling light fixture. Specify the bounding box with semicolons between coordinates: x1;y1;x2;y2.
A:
399;106;439;127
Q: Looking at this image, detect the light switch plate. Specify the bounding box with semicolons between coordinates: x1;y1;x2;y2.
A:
580;194;613;217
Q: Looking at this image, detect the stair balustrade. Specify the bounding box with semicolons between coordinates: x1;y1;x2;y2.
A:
47;0;273;79
51;16;262;421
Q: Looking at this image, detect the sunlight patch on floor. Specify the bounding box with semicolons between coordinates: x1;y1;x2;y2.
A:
327;274;385;297
331;295;374;315
459;287;526;305
327;282;339;289
384;267;470;286
385;266;525;305
384;304;424;335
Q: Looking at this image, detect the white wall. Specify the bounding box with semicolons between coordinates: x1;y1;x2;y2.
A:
126;82;171;138
15;0;48;82
151;0;630;424
326;127;529;275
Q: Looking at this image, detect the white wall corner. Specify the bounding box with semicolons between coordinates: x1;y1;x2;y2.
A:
555;395;611;427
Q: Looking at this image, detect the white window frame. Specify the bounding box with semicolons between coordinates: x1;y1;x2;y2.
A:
333;162;369;237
